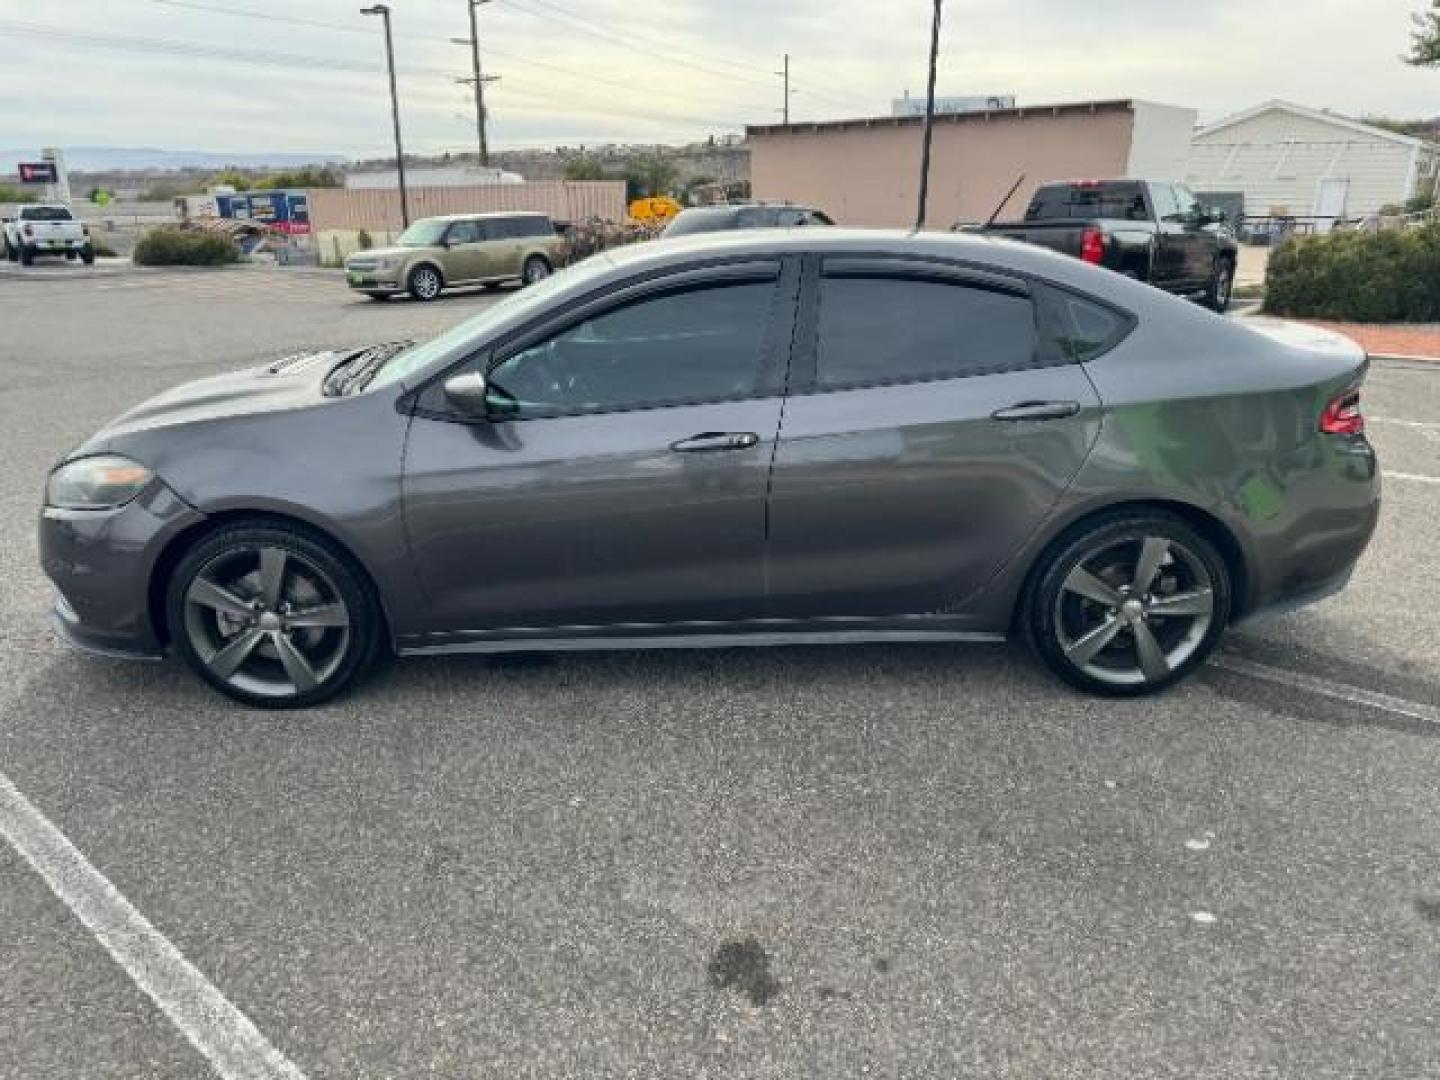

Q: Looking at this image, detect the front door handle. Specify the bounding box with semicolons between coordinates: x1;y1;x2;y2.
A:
991;400;1081;422
670;431;761;453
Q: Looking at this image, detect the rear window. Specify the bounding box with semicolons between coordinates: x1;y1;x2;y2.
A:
1024;183;1149;222
662;209;739;237
20;206;74;221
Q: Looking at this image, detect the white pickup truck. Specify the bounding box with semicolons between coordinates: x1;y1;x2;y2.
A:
3;204;94;266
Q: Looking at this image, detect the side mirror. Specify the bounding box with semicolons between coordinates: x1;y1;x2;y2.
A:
442;371;490;416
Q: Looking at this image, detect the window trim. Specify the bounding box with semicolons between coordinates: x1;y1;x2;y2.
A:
408;256;801;424
788;254;1051;396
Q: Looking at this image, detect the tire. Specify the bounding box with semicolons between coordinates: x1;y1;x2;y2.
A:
406;263;443;301
165;521;385;709
81;245;95;266
521;255;551;286
19;245;34;267
1204;257;1234;312
1024;511;1231;697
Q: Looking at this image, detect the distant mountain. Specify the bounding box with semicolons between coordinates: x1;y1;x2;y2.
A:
0;147;348;173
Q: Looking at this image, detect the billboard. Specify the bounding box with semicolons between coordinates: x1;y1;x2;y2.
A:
891;95;1016;118
17;161;58;184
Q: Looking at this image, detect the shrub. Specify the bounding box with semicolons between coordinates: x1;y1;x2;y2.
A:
1263;222;1440;323
132;227;239;267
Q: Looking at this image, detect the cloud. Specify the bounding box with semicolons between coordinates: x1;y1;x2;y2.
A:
0;0;1434;159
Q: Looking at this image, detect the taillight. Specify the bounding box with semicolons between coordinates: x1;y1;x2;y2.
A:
1320;386;1364;435
1080;226;1105;265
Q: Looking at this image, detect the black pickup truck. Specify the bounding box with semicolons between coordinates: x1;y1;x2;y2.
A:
976;179;1239;311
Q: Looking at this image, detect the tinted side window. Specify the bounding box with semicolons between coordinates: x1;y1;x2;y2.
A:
487;281;778;418
1171;185;1199;220
814;276;1038;389
1151;184;1181;222
1037;286;1131;362
446;220;481;244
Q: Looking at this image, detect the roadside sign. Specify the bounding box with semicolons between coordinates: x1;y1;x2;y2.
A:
17;162;58;184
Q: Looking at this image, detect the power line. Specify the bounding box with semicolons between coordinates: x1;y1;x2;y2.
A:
145;0;774;114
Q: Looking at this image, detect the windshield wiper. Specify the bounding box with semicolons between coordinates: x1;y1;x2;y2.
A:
324;340;415;396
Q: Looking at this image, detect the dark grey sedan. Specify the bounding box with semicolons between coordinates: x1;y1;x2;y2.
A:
40;231;1379;707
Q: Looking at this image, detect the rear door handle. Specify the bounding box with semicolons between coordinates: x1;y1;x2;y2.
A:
670;431;760;453
990;400;1081;422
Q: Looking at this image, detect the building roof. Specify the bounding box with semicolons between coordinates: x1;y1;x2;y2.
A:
747;98;1140;137
1195;100;1434;149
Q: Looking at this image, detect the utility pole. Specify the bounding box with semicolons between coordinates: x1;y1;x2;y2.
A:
775;53;795;124
361;4;409;227
464;0;496;166
915;0;943;230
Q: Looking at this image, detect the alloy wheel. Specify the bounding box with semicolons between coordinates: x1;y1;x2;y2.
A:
1053;534;1215;688
524;258;550;284
182;545;351;699
412;266;441;299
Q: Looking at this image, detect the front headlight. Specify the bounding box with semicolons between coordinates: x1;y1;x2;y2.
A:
46;455;154;509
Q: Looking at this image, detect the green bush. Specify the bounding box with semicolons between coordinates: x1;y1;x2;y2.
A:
132;227;239;267
1263;223;1440;322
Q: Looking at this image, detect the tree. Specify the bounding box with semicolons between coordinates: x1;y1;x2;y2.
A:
253;165;341;190
207;167;253;192
624;152;678;200
563;152;611;182
1409;0;1440;65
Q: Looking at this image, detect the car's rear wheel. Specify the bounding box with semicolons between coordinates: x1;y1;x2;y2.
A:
81;245;95;266
19;245;34;266
166;522;384;708
1025;512;1230;696
521;255;551;285
407;263;442;301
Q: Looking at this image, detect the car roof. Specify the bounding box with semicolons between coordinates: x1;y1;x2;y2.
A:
425;211;550;222
601;227;1130;293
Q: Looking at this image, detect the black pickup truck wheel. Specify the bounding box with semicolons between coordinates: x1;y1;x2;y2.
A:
1204;258;1234;312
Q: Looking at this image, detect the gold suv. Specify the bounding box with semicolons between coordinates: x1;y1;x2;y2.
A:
344;212;564;301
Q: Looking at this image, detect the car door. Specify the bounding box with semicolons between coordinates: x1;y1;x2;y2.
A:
441;219;487;281
1148;183;1191;289
400;259;798;639
764;257;1104;621
1169;185;1214;283
483;217;525;278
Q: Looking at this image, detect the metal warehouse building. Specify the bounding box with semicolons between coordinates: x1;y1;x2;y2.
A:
1186;100;1440;228
747;99;1197;228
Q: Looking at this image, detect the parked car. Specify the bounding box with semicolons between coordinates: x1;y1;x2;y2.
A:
663;202;835;237
973;179;1238;310
3;204;94;266
41;230;1377;708
343;211;563;301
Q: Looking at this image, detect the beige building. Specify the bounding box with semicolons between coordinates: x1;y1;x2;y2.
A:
748;99;1197;228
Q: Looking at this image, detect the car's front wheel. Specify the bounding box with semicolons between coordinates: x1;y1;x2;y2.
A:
406;263;443;301
1204;257;1234;312
521;255;551;285
1025;512;1231;696
165;522;384;708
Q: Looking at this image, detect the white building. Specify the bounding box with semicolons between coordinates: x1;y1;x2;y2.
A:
1187;100;1440;230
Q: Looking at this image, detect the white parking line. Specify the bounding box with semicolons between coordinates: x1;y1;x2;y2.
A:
0;771;307;1080
1386;470;1440;485
1212;655;1440;727
1370;416;1440;432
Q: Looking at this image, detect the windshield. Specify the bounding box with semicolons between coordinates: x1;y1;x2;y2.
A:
368;255;616;389
1024;183;1149;222
395;219;449;247
21;206;74;221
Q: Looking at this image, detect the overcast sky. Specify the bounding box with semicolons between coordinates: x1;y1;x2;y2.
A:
1;0;1436;158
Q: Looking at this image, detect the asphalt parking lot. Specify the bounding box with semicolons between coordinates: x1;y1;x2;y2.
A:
2;263;1439;1079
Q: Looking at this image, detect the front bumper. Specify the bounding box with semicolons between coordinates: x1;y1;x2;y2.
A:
345;268;401;292
39;480;207;661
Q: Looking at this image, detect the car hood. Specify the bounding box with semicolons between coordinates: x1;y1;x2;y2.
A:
73;348;350;457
